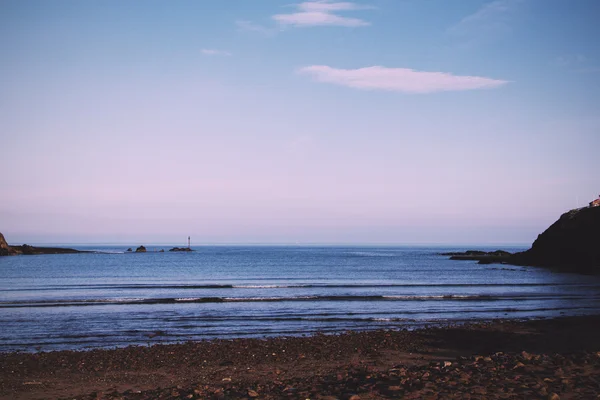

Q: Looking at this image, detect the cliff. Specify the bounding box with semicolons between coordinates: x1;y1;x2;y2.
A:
513;206;600;274
0;232;17;256
444;206;600;274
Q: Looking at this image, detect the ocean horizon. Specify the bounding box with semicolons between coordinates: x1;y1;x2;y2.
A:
3;242;533;247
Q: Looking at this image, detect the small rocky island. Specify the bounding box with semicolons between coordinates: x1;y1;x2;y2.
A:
169;247;193;252
169;236;194;252
446;195;600;274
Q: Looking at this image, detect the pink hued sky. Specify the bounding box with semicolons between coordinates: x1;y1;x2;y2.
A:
1;0;599;245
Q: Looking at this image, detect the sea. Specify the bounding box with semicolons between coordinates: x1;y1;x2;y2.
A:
2;245;600;353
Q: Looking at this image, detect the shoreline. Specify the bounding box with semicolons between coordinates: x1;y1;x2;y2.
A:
0;315;591;355
2;315;599;399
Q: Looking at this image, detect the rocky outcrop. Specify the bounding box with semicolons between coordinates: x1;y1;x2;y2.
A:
0;232;17;256
2;232;86;255
441;250;512;264
9;244;83;255
512;206;600;274
135;246;147;253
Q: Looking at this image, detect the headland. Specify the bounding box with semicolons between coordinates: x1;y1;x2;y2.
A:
0;233;87;255
445;200;600;274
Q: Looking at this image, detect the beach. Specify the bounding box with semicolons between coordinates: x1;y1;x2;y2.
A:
2;246;600;398
2;315;599;399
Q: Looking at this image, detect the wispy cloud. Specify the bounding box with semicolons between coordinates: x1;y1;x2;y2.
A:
451;0;511;32
235;20;276;36
298;66;509;93
273;1;371;27
554;54;600;73
554;54;586;67
201;49;232;56
448;0;520;47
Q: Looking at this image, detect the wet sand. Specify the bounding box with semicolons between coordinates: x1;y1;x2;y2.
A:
1;316;599;399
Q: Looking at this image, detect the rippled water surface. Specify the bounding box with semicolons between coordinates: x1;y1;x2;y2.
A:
2;246;600;352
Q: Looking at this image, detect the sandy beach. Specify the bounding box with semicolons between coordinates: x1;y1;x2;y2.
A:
1;316;599;399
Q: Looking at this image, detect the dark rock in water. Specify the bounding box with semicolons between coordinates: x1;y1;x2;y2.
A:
135;246;147;253
169;247;193;252
444;250;513;263
441;250;511;257
512;206;600;274
0;232;18;256
126;248;133;252
159;249;165;253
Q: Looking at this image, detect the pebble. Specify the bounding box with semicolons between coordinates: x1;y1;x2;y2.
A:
3;318;600;400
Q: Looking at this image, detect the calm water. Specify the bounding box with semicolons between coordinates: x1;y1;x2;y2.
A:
2;246;600;352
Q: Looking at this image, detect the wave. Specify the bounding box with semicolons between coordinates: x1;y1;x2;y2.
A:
345;251;398;257
2;293;597;308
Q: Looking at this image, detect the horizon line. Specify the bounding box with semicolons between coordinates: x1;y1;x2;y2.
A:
8;241;531;247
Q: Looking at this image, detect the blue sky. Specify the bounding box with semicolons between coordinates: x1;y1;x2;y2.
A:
1;0;599;245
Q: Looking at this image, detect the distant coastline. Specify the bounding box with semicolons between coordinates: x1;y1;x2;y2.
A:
1;233;87;256
1;234;198;256
3;202;599;274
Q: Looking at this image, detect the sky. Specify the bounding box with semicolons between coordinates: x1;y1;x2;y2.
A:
1;0;599;245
